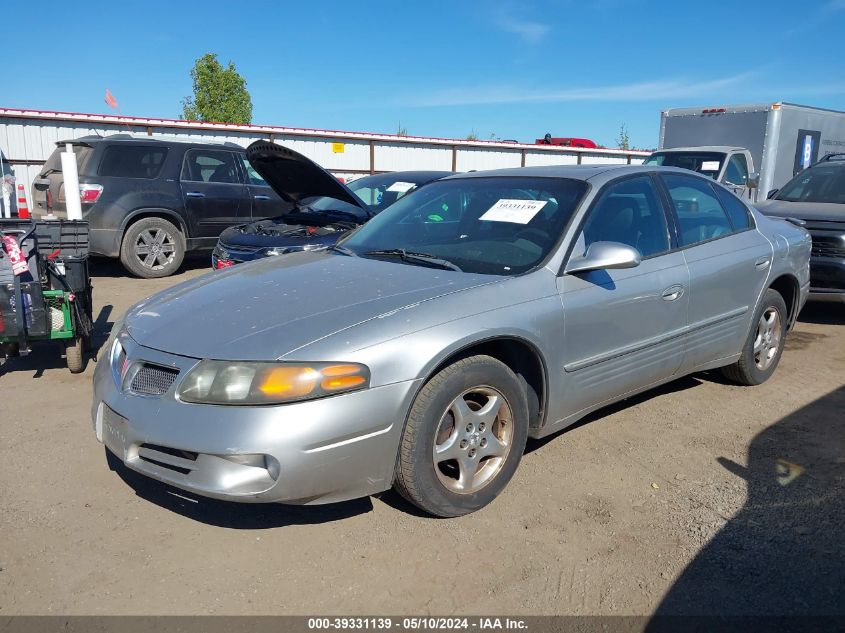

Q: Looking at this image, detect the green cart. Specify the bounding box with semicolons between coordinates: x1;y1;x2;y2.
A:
0;219;93;373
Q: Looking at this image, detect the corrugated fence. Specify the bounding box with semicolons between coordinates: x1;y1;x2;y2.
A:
0;108;648;209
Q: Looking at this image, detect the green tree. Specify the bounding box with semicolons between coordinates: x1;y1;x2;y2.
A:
616;123;630;150
182;53;253;124
396;121;408;136
465;130;479;141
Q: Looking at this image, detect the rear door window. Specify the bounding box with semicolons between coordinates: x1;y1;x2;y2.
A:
97;145;168;179
240;156;267;186
713;185;752;230
41;145;92;176
662;174;734;246
181;149;242;184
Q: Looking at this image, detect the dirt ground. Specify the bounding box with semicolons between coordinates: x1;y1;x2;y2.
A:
1;257;843;617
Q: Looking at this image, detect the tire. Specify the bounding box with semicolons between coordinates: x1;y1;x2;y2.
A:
394;355;529;517
65;336;86;374
119;217;185;279
721;289;788;386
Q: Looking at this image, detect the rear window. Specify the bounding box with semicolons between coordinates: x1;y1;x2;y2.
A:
97;145;168;179
645;151;726;180
41;145;92;176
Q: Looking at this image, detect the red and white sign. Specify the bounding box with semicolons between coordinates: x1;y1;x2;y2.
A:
1;235;29;275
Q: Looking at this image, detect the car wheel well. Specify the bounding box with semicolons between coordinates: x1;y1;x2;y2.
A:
768;274;799;328
121;211;186;244
428;338;547;430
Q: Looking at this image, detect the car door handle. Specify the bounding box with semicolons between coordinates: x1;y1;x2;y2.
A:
253;195;270;201
661;285;685;301
185;191;205;198
755;258;771;270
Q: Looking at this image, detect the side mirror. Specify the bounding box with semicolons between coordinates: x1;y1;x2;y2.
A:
565;241;642;274
747;172;760;189
767;188;779;200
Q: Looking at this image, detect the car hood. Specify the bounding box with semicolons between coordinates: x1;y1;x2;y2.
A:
245;141;367;211
125;252;497;360
756;199;845;222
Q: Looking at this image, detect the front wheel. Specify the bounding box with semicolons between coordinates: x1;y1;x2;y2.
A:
120;217;185;279
722;289;788;386
394;355;528;517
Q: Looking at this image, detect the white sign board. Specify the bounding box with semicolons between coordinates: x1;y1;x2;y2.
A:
479;199;548;224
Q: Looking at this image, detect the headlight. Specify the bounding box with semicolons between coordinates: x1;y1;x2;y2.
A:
263;244;324;257
176;360;370;405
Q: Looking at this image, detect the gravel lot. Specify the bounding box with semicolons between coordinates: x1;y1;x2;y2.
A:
1;257;843;617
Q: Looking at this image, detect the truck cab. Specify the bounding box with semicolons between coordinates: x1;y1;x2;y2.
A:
644;146;758;199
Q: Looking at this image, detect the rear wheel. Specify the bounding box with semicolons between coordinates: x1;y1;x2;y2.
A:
394;355;528;517
722;289;787;386
65;336;86;374
120;217;185;278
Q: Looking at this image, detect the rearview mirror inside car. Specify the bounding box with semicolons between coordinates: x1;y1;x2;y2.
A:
565;241;642;275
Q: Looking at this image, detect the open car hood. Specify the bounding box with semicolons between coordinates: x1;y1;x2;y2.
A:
246;140;367;211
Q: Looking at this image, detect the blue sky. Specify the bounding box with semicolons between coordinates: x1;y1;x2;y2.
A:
5;0;845;149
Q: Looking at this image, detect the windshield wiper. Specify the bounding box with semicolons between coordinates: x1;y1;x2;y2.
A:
364;249;462;272
328;243;358;257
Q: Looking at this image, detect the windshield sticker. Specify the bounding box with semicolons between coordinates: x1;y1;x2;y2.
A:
387;181;416;193
701;161;720;171
479;199;548;224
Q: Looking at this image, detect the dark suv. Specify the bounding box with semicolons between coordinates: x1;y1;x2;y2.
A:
757;153;845;302
32;135;288;278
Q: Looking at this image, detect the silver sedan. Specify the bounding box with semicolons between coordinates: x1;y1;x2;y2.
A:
93;144;811;517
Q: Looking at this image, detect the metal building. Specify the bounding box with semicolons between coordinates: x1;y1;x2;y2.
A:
0;107;648;210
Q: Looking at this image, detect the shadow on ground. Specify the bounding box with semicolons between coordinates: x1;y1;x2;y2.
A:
89;254;210;278
0;304;113;377
525;374;704;454
797;302;845;326
647;386;845;627
105;449;373;528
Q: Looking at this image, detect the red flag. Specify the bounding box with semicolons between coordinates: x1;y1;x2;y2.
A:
104;89;118;110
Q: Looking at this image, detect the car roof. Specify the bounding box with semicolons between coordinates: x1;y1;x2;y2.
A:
367;170;453;181
58;134;243;149
445;163;687;182
656;146;744;153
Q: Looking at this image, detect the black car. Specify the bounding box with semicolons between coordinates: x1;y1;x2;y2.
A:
31;135;288;278
212;142;451;268
757;153;845;302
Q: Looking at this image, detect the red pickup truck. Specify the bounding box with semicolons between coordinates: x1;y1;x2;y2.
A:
535;135;598;149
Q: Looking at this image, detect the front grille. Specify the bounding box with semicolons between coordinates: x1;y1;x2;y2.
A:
129;364;179;395
811;239;845;258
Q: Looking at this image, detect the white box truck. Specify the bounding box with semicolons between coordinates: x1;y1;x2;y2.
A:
645;102;845;200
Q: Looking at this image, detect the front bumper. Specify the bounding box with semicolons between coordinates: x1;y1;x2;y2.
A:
808;255;845;302
211;240;265;269
92;332;419;504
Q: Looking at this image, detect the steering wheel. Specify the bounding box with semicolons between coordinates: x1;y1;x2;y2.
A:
513;227;550;245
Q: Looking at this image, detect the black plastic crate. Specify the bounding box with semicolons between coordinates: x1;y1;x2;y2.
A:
0;219;89;258
48;255;90;293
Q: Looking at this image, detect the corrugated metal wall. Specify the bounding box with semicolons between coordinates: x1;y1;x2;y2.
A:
0;108;647;211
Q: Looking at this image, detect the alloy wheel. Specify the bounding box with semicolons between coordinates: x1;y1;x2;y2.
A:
134;228;177;270
753;307;782;371
432;386;514;494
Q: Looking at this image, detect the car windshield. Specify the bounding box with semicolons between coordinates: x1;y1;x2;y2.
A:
644;151;726;179
302;172;433;220
340;176;589;275
776;163;845;204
